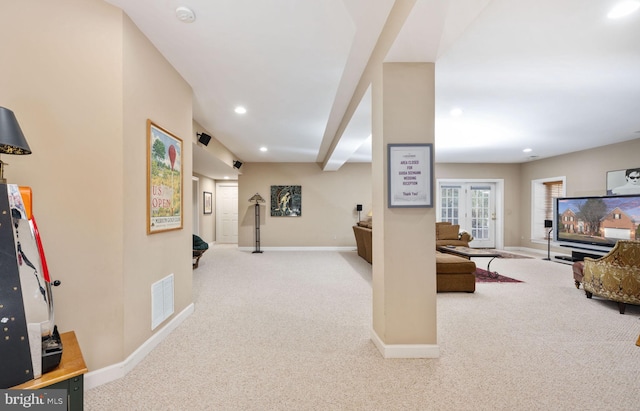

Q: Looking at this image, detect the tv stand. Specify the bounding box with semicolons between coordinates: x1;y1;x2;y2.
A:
554;249;606;264
572;249;605;261
554;255;574;263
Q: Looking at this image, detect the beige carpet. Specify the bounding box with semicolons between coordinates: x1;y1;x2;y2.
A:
85;245;640;410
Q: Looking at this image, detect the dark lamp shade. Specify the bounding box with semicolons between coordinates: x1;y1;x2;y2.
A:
0;107;32;155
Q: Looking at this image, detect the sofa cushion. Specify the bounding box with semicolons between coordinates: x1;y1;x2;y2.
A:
435;251;476;274
438;224;460;240
435;222;450;238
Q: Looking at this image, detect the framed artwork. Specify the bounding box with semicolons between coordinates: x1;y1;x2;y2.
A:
606;167;640;195
147;119;183;234
203;191;212;214
270;185;301;216
387;143;433;208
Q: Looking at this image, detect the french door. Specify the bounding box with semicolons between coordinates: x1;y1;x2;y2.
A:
438;182;496;248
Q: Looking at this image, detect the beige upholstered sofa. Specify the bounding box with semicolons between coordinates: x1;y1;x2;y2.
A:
436;222;472;247
352;222;372;264
582;240;640;314
352;220;476;292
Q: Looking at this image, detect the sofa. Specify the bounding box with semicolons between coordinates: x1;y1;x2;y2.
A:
436;222;472;247
352;222;372;264
581;240;640;314
353;220;476;292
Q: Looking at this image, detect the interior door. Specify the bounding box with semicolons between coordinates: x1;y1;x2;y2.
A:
216;182;238;243
438;182;496;248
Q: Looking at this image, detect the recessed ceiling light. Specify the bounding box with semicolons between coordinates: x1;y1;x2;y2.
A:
607;1;640;18
523;148;533;153
450;108;463;117
234;106;247;114
175;6;196;23
259;147;268;152
224;176;229;180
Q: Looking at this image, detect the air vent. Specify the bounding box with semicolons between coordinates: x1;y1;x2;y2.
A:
151;274;174;330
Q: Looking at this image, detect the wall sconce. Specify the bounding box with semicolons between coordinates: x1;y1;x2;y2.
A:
0;107;32;183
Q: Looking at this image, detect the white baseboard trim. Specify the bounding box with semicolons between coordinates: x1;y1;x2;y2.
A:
370;329;440;359
84;303;195;390
237;246;356;252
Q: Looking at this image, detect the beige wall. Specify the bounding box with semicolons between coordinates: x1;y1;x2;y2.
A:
238;163;371;248
435;163;522;246
122;14;193;359
520;138;640;252
235;138;640;253
1;0;193;371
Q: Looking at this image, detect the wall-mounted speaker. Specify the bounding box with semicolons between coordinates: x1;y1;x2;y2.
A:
198;132;212;146
233;160;242;169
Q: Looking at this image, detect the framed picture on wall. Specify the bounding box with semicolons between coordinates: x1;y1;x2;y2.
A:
607;167;640;195
203;191;212;214
270;185;301;216
387;143;433;208
147;119;183;234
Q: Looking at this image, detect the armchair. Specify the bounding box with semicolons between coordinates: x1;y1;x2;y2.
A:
193;234;209;268
582;240;640;314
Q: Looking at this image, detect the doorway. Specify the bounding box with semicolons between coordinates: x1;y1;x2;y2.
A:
437;180;503;249
215;182;238;243
192;177;199;236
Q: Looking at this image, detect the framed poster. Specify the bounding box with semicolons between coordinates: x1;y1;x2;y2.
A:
606;167;640;195
270;185;301;216
203;191;212;214
387;143;433;208
147;119;183;234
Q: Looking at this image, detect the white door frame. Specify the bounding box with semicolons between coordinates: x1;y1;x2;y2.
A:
436;179;505;249
215;181;238;244
192;176;200;236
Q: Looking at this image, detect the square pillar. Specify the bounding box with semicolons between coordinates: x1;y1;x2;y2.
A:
371;63;438;358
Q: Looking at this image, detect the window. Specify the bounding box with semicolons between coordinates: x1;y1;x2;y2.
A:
531;177;565;241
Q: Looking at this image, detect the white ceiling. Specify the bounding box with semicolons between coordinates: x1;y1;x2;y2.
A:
104;0;640;179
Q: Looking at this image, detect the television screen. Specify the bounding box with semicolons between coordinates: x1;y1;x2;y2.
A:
555;194;640;248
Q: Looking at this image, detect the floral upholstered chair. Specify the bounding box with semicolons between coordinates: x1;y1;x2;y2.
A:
582;240;640;314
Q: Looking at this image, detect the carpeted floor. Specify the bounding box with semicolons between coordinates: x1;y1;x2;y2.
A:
475;267;523;283
84;245;640;410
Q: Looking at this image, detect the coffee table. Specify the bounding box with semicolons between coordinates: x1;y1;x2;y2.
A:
437;246;502;274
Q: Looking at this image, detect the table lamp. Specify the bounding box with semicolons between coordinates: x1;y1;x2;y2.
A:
0;106;32;183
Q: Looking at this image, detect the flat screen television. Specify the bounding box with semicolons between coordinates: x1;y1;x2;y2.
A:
554;194;640;251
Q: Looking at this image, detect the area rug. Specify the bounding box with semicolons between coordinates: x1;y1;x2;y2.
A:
475;268;523;283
